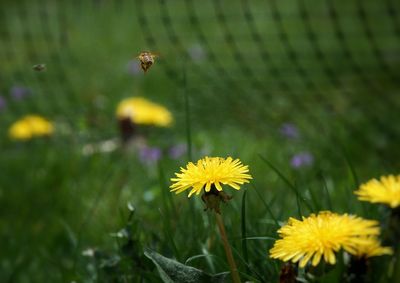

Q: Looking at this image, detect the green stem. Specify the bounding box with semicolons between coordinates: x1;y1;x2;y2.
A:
392;243;400;282
215;213;241;283
182;68;192;162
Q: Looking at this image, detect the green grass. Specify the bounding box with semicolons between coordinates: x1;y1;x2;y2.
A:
0;0;400;282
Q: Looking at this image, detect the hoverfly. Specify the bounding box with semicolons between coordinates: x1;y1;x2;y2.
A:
136;51;158;73
32;64;46;72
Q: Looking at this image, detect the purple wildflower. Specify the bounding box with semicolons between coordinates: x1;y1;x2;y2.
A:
139;146;162;164
187;43;206;62
279;123;300;139
10;86;31;100
290;152;314;169
127;59;141;76
0;96;6;111
168;143;187;159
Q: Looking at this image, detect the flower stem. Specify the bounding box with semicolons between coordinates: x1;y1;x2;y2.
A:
215;213;241;283
392;243;400;282
387;208;400;281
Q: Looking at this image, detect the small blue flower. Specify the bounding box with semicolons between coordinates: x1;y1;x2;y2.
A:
139;146;162;164
168;143;187;159
290;152;314;168
10;86;31;100
0;95;6;111
279;123;300;139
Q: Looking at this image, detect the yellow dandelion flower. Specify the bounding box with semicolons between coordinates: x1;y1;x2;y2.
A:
354;175;400;208
9;115;53;140
116;97;173;127
170;156;252;197
352;237;393;258
24;115;54;136
269;211;383;268
8;119;33;140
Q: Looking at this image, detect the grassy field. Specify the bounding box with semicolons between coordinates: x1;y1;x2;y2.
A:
1;1;400;282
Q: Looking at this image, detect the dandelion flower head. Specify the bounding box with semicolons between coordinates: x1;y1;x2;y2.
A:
170;156;252;197
9;115;53;140
351;237;393;258
354;175;400;208
269;211;386;268
116;97;172;127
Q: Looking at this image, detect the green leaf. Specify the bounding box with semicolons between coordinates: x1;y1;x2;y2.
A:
144;249;228;283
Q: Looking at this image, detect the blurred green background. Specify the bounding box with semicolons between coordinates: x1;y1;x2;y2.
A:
0;0;399;282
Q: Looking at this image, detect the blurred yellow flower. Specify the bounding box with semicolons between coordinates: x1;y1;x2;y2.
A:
9;115;53;140
170;156;252;197
354;175;400;208
8;121;32;140
116;97;173;127
352;237;393;258
269;211;388;268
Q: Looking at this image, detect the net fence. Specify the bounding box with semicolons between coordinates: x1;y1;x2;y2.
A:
0;0;399;138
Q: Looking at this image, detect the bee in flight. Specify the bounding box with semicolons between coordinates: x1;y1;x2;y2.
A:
32;64;46;72
137;51;158;73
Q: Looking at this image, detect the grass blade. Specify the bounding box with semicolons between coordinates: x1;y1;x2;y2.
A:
181;67;197;239
241;190;249;274
182;68;192;162
158;161;176;216
258;154;313;214
158;207;180;261
340;146;359;189
243;236;277;241
339;146;367;215
318;172;333;210
184;254;216;265
157;162;181;260
251;183;280;228
231;244;274;282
